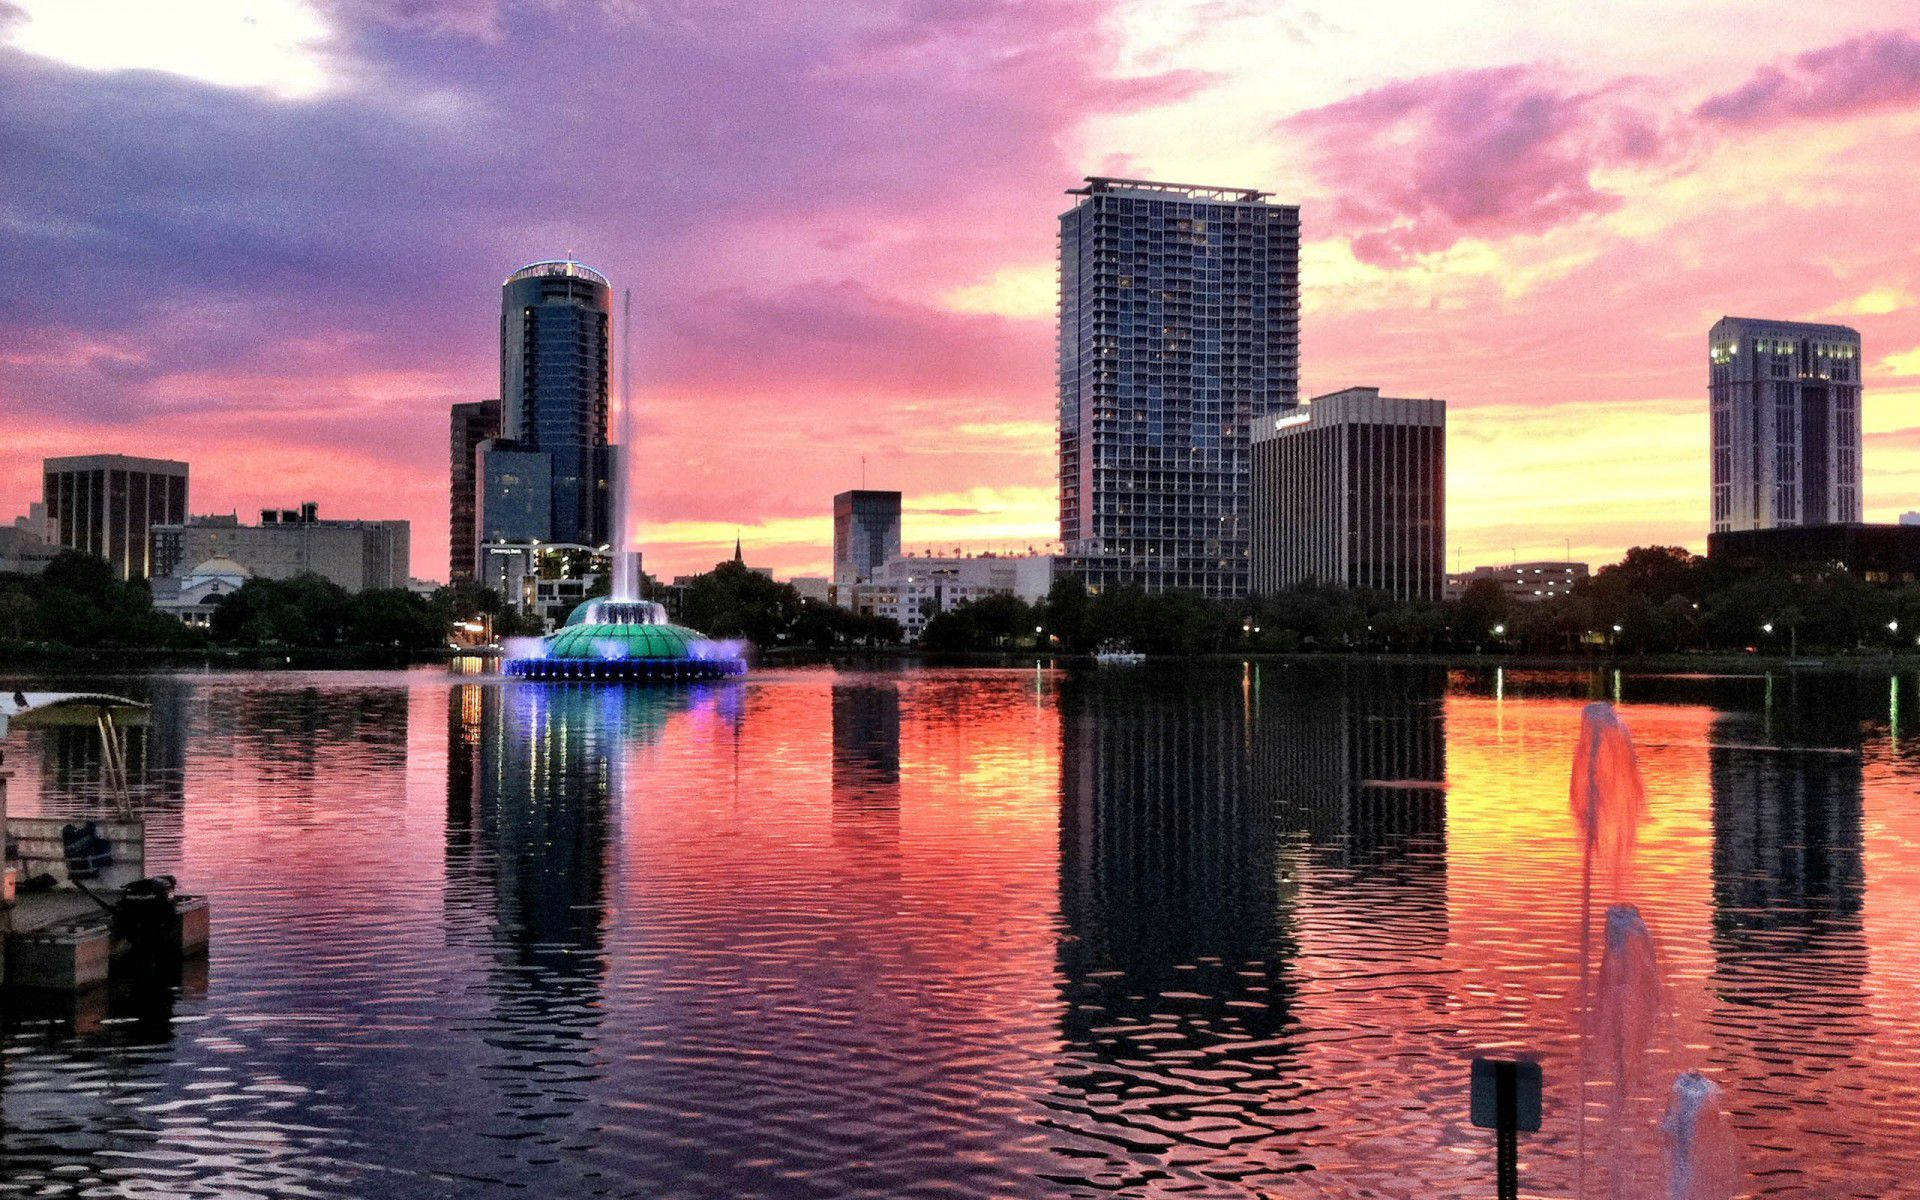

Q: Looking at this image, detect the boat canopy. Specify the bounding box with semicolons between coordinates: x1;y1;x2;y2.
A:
0;692;150;738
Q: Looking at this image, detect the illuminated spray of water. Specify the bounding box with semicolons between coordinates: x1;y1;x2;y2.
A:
1662;1072;1741;1200
612;287;641;603
1568;702;1739;1200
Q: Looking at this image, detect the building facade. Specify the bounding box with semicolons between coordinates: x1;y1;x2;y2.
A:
151;504;410;593
42;454;189;580
1709;317;1862;534
870;553;1057;641
1058;177;1300;598
1250;388;1445;602
833;490;902;584
1444;561;1590;602
449;399;501;584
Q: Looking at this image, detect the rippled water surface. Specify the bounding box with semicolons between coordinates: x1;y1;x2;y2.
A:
1;663;1916;1198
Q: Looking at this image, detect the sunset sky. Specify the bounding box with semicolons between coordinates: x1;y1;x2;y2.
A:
3;0;1917;582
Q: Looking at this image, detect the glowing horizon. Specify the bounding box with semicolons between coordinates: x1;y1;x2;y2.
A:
2;1;1917;582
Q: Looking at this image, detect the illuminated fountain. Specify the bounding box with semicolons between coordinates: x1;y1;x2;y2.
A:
1568;702;1739;1200
502;285;747;683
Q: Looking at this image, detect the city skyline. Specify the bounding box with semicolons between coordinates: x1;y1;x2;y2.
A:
4;3;1919;582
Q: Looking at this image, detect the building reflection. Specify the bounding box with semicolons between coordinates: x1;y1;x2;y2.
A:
442;681;718;1177
1051;667;1293;1188
1050;662;1450;1188
1707;675;1869;1175
830;680;901;868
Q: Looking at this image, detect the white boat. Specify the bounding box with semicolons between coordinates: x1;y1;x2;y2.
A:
1093;646;1146;665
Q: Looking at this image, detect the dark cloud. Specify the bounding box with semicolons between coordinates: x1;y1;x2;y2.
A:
1280;65;1675;266
1698;30;1920;127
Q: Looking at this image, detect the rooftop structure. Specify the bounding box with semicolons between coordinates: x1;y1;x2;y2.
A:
504;259;610;287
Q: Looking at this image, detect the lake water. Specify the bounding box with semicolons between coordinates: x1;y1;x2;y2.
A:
1;662;1915;1198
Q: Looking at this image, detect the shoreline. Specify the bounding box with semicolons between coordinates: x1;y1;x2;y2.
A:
4;643;1915;676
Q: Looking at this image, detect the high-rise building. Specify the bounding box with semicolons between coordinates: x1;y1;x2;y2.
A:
477;260;616;613
480;260;613;552
1709;317;1862;533
449;400;500;584
1058;176;1300;598
1250;388;1445;602
833;490;902;584
42;454;189;580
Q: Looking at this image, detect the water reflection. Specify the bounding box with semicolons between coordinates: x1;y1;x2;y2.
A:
1;665;1917;1198
1707;679;1873;1193
1050;664;1451;1194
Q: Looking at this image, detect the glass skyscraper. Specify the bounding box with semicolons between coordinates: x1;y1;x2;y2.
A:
1709;316;1862;533
488;260;614;550
1058;177;1299;597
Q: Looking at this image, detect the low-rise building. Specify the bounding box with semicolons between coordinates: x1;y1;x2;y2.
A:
1;502;59;575
1444;561;1590;602
1707;523;1920;585
481;542;608;630
151;503;410;594
869;554;1057;641
151;557;252;627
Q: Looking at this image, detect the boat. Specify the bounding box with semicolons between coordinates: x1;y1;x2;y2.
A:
0;691;210;994
1093;643;1146;665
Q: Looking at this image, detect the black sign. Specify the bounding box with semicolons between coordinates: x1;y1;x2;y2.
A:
1470;1056;1542;1132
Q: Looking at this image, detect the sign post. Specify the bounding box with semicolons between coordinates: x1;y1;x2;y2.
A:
1470;1057;1542;1200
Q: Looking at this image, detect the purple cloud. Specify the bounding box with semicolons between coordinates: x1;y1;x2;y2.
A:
1698;31;1920;126
1281;66;1671;266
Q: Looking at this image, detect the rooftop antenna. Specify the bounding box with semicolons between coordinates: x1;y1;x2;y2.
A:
861;455;866;489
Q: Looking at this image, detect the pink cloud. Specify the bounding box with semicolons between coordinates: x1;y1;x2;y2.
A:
1281;66;1674;266
1697;30;1920;127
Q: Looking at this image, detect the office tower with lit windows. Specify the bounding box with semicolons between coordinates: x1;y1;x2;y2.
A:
1058;177;1299;597
42;453;189;580
1709;317;1862;533
1250;388;1445;602
833;490;902;584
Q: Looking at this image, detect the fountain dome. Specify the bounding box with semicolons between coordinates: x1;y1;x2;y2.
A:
503;597;746;682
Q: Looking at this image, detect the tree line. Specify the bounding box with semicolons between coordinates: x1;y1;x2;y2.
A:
919;546;1920;657
0;551;456;653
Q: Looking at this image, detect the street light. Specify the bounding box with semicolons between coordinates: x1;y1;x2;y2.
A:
1492;624;1506;636
1761;622;1774;634
1611;624;1622;633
